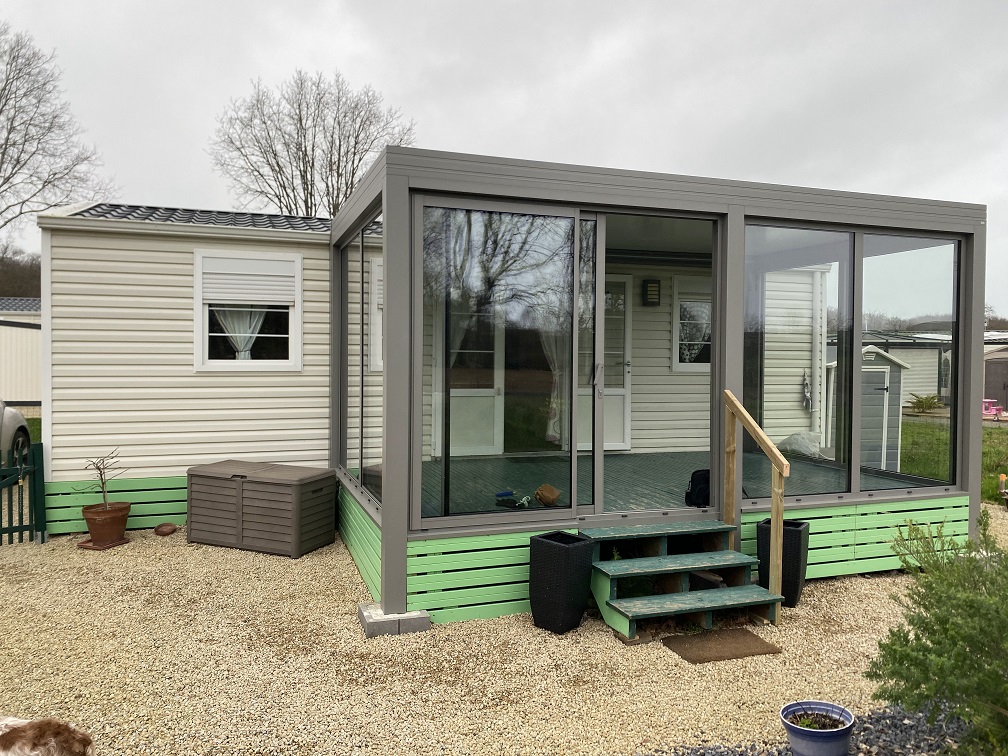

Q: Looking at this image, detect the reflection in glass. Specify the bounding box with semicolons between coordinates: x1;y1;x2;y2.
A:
361;220;384;503
743;225;853;497
577;219;596;508
343;235;363;480
421;207;575;517
601;214;715;511
861;235;957;488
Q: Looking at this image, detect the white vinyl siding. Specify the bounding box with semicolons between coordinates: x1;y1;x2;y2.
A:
47;229;330;480
0;323;40;403
609;264;711;453
761;270;821;443
362;242;384;470
886;347;940;400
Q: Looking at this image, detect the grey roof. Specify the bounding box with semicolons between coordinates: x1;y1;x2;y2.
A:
0;297;41;312
71;203;385;238
73;203;331;233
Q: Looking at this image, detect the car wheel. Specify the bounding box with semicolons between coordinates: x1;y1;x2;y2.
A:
11;428;30;462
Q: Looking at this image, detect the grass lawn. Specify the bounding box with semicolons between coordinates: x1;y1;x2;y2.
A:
900;419;951;481
26;417;41;443
901;416;1008;503
980;422;1008;502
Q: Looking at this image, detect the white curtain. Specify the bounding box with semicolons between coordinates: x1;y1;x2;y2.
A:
448;294;473;367
214;306;266;360
536;310;568;448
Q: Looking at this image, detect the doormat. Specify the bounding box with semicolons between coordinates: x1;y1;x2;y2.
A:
661;627;781;664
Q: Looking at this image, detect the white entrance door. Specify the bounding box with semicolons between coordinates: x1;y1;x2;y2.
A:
433;304;505;457
578;275;632;451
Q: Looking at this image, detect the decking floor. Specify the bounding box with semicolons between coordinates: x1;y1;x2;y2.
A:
419;451;917;517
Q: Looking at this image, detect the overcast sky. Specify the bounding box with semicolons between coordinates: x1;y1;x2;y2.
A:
6;1;1007;311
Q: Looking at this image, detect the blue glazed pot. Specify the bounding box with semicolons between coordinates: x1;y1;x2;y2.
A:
780;700;855;756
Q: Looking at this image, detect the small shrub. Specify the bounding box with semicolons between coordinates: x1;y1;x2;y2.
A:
865;510;1008;753
907;393;942;413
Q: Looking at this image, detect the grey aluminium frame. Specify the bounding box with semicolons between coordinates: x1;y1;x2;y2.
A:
408;193;586;532
329;147;986;606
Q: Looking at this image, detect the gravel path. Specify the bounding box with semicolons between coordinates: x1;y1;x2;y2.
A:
3;510;1004;756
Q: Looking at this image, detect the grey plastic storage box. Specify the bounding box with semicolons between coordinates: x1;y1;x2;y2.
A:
187;460;337;558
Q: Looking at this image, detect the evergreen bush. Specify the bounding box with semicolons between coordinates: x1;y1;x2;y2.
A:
866;510;1008;753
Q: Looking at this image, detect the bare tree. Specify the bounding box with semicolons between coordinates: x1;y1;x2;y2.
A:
209;70;415;218
0;239;40;296
0;22;111;235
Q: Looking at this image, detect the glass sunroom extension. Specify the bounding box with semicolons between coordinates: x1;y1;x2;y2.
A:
331;148;985;626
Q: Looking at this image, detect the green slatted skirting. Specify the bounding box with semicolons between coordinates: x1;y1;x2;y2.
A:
44;476;188;535
339;487;381;601
740;495;970;579
406;529;575;623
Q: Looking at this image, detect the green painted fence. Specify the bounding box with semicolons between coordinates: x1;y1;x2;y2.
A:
406;529;575;623
339;487;381;601
740;495;970;578
44;475;188;535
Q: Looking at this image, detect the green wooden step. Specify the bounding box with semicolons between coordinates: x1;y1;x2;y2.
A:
593;550;757;579
580;520;733;541
608;584;783;622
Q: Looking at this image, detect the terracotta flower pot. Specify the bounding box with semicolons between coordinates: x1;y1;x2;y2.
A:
80;502;131;550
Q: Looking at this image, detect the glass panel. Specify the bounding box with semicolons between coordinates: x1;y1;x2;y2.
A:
743;225;853;498
601;213;716;511
577;219;596;508
603;281;626;388
362;220;384;503
208;306;289;360
421;206;574;517
861;235;958;489
342;236;363;480
678;300;711;364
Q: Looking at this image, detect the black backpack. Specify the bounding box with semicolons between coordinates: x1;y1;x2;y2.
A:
685;469;710;508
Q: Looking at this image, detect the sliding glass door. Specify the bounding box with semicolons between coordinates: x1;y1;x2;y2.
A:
420;202;578;518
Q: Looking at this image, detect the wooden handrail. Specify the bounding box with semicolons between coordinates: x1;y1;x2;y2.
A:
722;388;790;626
722;390;790;476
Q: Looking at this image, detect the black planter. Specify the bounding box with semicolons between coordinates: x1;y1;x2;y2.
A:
757;518;810;608
529;530;595;634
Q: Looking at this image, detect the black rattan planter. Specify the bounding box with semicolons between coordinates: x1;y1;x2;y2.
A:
757;518;810;608
529;530;595;634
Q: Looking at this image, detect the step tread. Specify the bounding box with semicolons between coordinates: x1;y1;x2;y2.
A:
593;550;757;578
609;584;783;621
580;520;733;541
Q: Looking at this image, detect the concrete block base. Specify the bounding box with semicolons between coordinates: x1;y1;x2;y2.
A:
358;603;432;638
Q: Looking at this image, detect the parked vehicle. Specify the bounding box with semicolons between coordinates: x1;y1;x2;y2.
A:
0;398;31;460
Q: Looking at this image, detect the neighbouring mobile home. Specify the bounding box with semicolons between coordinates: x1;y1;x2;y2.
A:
38;148;985;636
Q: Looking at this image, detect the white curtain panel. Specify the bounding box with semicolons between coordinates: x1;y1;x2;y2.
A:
215;306;266;360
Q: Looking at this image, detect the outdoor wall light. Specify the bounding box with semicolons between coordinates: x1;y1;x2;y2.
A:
643;278;661;307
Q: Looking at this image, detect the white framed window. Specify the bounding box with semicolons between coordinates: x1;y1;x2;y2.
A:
194;250;303;372
673;275;712;372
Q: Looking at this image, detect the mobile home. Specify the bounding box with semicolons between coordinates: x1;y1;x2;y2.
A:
39;148;985;636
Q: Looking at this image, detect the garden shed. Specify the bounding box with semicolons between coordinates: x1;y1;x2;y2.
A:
38;148;986;636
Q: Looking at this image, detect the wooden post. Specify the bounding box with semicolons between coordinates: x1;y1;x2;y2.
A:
723;406;737;550
770;466;785;625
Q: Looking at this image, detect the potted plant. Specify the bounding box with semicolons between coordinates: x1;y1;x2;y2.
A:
79;448;131;550
780;700;855;756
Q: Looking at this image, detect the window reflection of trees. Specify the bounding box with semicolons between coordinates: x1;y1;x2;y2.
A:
423;207;576;444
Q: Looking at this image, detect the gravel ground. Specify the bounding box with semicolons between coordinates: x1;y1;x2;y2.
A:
1;513;1003;756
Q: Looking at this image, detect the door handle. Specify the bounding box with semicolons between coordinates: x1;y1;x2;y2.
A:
496;387;503;396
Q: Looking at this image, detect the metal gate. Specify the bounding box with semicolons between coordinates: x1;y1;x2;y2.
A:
1;443;45;544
